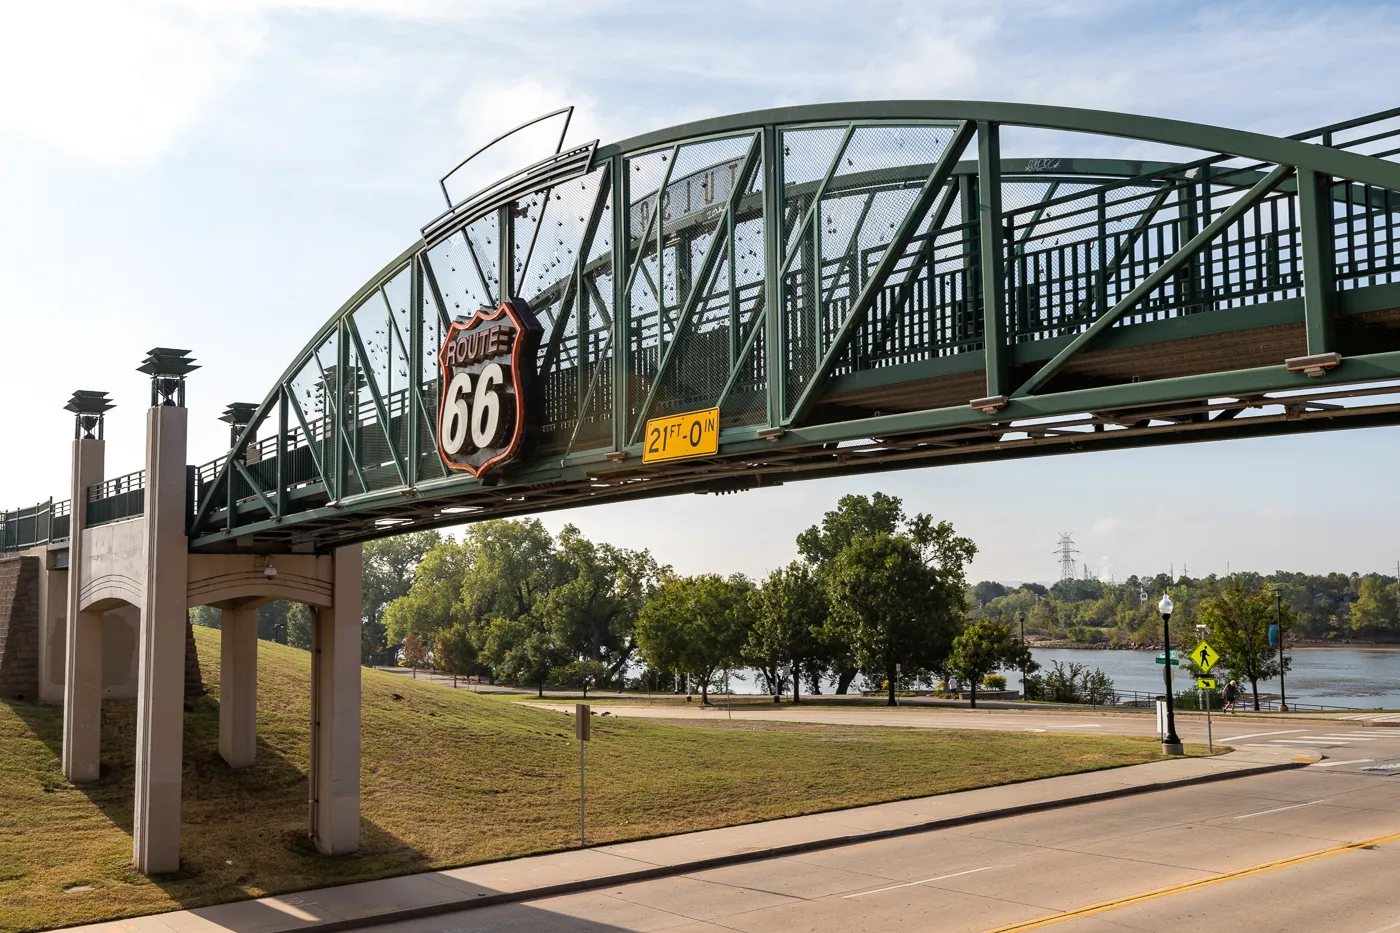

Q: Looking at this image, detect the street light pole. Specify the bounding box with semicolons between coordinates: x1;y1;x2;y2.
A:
1159;594;1183;755
1018;612;1027;701
1276;589;1288;712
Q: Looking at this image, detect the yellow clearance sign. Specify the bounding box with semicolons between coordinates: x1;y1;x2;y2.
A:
643;407;719;463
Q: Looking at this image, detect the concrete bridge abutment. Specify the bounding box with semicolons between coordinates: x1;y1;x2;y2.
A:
48;357;365;876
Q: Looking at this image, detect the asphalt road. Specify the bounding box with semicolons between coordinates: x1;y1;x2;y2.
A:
356;760;1400;933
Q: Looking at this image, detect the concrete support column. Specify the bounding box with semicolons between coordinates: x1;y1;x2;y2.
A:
218;607;258;769
62;436;104;783
310;543;361;855
132;404;189;875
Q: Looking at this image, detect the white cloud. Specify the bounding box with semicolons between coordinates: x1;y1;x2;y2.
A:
1092;517;1120;537
0;1;265;165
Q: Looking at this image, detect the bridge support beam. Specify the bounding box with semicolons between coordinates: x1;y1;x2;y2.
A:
133;403;189;875
62;435;104;783
309;543;361;855
977;122;1008;398
218;606;258;769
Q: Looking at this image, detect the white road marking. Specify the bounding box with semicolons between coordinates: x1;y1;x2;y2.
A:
1222;730;1303;742
842;866;997;898
1308;735;1377;741
1314;759;1375;768
1234;799;1331;820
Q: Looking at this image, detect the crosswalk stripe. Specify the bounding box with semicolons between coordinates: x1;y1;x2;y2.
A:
1314;759;1374;768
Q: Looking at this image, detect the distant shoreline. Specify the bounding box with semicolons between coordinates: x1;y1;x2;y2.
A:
1030;641;1400;652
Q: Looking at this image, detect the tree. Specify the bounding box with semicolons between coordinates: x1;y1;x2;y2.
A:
947;619;1033;708
1198;581;1292;711
827;528;972;706
479;614;569;697
635;574;755;704
434;622;476;687
383;538;473;652
748;562;826;703
189;605;220;630
458;519;561;624
972;581;1009;606
1350;576;1399;638
362;531;440;666
402;631;427;677
531;525;666;687
286;602;313;650
797;492;911;693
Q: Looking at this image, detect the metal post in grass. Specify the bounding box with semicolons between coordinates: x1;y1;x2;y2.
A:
576;703;590;846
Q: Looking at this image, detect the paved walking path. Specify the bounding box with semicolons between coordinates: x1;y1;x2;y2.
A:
60;747;1311;933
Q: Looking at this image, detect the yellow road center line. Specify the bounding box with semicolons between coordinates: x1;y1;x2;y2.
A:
981;829;1400;933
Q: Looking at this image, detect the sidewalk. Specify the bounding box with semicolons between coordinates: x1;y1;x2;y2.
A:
60;747;1311;933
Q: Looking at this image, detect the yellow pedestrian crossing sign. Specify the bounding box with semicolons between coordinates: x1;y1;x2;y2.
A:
1190;641;1220;673
1197;677;1216;690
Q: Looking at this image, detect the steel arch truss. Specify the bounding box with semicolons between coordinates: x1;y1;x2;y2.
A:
181;101;1400;553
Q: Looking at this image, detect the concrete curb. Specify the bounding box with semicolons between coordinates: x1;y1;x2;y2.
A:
214;756;1305;933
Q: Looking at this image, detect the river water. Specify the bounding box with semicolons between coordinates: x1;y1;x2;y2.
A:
711;647;1400;710
1029;647;1400;710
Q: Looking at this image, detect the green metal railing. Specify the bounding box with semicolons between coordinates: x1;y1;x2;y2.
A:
85;471;145;527
0;499;69;554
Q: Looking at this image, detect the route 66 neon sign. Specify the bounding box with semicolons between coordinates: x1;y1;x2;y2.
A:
437;298;542;478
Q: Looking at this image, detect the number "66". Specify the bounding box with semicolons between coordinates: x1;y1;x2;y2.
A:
441;362;508;455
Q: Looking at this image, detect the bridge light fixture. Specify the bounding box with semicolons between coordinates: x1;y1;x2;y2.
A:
970;395;1008;414
1284;352;1341;377
137;348;199;408
263;564;277;580
219;402;259;450
64;391;114;440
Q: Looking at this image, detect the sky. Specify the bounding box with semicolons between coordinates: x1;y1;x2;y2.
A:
3;0;1400;585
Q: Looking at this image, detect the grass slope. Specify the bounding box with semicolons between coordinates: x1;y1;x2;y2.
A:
0;628;1184;932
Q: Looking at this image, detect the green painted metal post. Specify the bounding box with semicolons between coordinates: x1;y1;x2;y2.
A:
276;387;288;519
763;125;784;427
406;254;422;488
977;122;1008;398
498;205;515;302
610;154;630;453
1298;166;1336;355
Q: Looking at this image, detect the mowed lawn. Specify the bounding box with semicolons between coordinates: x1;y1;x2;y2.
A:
0;628;1186;932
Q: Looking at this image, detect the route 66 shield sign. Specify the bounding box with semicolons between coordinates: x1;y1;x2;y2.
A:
437;298;542;478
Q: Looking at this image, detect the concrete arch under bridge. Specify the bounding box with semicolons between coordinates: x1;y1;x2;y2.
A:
7;99;1400;875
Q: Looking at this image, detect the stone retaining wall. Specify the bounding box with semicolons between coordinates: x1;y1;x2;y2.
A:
0;556;40;700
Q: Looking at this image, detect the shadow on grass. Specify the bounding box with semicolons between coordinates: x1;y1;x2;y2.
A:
2;696;448;928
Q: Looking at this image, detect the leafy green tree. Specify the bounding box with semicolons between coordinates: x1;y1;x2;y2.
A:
531;524;665;687
257;600;293;644
458;519;561;625
1198;581;1292;710
827;528;972;706
1350;575;1399;638
362;531;440;666
948;619;1035;708
635;574;755;704
479;614;569;697
797;492;938;693
972;581;1009;606
189;605;220;630
434;622;476;687
747;562;826;703
286;602;313;650
383;538;473;651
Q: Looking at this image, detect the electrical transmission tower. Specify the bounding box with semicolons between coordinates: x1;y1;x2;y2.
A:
1055;533;1079;582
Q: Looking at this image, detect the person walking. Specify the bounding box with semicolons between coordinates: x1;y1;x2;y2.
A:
1223;680;1239;713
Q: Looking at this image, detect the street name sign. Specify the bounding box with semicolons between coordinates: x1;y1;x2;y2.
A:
643;407;719;463
1154;653;1179;666
1190;641;1220;672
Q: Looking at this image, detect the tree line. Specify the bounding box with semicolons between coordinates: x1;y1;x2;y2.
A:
970;569;1400;645
191;492;1032;707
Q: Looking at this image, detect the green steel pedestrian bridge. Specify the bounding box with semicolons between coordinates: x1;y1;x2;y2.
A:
10;100;1400;556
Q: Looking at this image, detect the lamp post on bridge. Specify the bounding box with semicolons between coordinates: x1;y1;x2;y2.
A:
1159;594;1183;756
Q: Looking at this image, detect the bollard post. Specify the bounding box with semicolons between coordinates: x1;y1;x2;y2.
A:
576;703;590;846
